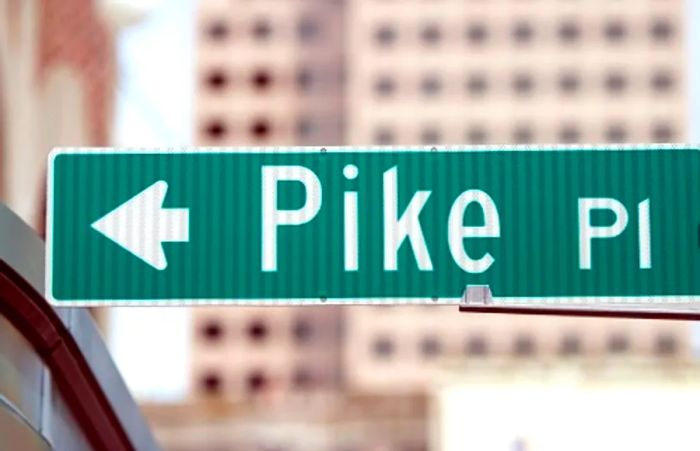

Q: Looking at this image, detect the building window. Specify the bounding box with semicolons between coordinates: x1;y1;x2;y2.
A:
558;72;581;95
375;24;397;46
250;118;271;140
512;73;534;96
466;126;488;144
293;367;314;389
251;69;272;91
605;124;627;143
420;75;442;96
296;117;316;140
247;370;268;393
558;125;580;143
206;21;229;41
296;68;316;93
420;24;442;45
558;20;581;44
512;125;534;144
650;70;674;93
650;18;674;42
655;334;677;356
513;335;536;356
421;128;441;144
297;17;320;43
200;371;222;395
200;319;224;342
465;23;488;45
374;76;396;97
205;69;229;90
203;119;227;140
293;318;313;344
607;333;630;354
559;334;581;356
247;319;269;342
604;72;627;94
465;74;488;96
603;20;627;43
252;19;273;41
373;336;395;358
420;336;442;358
651;122;674;142
374;128;395;145
465;336;488;356
512;21;534;44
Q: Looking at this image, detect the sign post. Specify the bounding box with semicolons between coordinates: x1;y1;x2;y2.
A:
47;146;700;310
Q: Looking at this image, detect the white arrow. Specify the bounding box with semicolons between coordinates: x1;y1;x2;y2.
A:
91;181;189;270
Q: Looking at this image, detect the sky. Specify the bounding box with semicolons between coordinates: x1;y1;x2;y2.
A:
109;0;195;402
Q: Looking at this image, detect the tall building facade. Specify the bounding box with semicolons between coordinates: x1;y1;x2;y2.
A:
192;0;691;401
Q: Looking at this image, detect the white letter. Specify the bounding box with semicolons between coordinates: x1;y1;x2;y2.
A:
578;198;628;270
344;165;359;271
383;166;433;271
639;198;651;269
262;166;322;271
447;190;501;273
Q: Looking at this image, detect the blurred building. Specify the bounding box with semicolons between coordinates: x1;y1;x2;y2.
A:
0;0;116;228
433;359;700;451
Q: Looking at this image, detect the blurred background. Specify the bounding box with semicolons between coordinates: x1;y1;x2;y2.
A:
2;0;700;450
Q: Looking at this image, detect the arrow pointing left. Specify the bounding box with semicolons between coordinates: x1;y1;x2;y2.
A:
91;180;189;270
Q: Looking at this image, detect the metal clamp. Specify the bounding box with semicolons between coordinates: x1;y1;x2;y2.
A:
461;284;493;306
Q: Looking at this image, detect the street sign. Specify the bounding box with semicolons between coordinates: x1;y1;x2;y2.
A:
46;146;700;307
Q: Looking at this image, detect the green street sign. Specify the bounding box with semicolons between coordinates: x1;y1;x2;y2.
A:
46;146;700;307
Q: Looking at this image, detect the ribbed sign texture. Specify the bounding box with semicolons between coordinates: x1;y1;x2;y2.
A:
46;146;700;306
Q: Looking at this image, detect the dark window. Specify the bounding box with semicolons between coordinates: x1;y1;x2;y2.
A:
297;17;319;43
512;73;534;95
421;128;441;144
559;334;581;356
421;24;442;45
558;21;581;43
651;70;674;93
206;21;229;41
373;336;395;358
465;23;488;45
250;118;271;140
201;371;222;395
604;20;627;42
651;122;674;142
605;72;627;94
251;69;272;90
201;319;224;342
655;334;677;356
420;75;442;96
420;336;442;358
293;318;313;344
650;18;674;42
512;125;534;144
558;72;581;94
296;117;315;139
247;319;269;342
605;124;627;143
375;24;397;46
203;119;227;140
205;69;229;90
607;333;630;354
512;21;534;44
252;19;273;41
465;74;488;96
296;68;315;93
559;125;580;143
247;370;268;393
466;127;488;144
513;335;535;356
293;367;314;389
465;336;488;356
374;76;396;96
375;128;395;145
